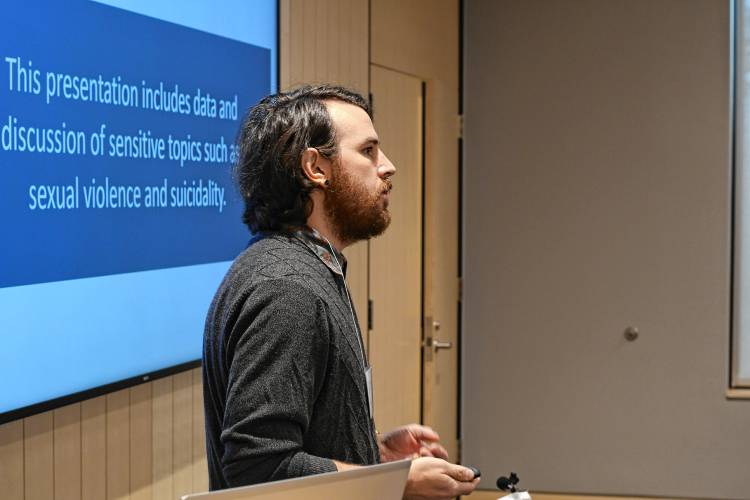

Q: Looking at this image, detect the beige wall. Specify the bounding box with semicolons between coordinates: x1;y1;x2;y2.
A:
463;1;750;499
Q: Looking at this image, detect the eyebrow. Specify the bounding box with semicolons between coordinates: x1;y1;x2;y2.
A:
359;137;380;148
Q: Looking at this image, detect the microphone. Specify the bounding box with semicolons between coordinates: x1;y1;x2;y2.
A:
497;472;520;492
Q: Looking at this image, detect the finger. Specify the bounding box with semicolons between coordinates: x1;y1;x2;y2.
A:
425;442;449;459
407;424;440;442
383;428;419;449
444;463;476;482
418;442;448;459
454;477;481;496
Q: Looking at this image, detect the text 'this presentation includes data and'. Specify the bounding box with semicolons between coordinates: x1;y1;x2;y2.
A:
0;1;271;287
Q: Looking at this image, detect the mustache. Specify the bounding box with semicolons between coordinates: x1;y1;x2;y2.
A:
381;179;393;193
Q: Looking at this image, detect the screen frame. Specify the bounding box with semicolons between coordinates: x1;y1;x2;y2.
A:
0;359;201;424
732;0;750;389
0;0;281;425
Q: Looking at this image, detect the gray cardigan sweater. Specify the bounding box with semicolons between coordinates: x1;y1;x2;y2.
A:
202;231;379;490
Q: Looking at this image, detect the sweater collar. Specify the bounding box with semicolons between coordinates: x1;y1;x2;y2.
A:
294;226;348;277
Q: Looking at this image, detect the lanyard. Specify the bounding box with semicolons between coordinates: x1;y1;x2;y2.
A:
293;229;369;370
292;229;375;419
320;237;376;420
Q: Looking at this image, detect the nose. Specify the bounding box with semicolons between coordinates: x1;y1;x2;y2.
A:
377;150;396;178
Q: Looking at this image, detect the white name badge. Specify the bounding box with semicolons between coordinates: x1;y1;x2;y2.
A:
498;493;531;500
365;366;374;416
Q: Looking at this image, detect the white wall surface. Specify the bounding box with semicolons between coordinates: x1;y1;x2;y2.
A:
462;1;750;498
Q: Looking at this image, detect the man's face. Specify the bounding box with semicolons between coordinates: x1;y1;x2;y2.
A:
323;100;396;244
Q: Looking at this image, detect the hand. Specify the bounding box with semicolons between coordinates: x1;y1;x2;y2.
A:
379;424;449;462
403;457;480;500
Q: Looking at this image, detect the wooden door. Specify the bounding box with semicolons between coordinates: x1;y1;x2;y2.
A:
368;65;424;433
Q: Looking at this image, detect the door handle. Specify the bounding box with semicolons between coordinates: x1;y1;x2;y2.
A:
432;339;453;350
423;317;453;359
423;337;453;350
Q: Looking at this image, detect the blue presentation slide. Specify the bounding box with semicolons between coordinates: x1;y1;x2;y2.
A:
0;0;276;418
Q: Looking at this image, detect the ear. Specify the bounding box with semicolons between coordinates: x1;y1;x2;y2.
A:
300;147;332;188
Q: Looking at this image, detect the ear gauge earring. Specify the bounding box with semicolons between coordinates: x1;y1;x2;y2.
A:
324;180;330;187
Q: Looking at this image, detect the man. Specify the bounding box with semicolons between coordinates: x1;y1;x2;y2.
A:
203;85;480;499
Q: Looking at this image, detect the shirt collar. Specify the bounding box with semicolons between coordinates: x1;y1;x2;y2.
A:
294;226;348;277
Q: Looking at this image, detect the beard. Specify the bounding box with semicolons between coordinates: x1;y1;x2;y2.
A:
324;164;392;245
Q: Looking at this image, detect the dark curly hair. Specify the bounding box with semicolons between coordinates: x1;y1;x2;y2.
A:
235;84;370;233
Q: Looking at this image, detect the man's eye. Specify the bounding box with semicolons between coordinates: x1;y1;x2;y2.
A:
363;147;374;157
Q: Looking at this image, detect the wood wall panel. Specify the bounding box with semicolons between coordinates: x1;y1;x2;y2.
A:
337;0;352;88
279;0;291;89
0;2;373;499
0;374;208;500
172;371;194;499
302;0;317;81
54;404;82;500
351;0;369;91
151;377;173;500
325;0;340;84
0;374;209;500
0;420;24;500
106;389;130;500
23;413;53;500
314;0;328;81
191;368;209;493
129;383;152;500
81;397;106;500
282;0;368;94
